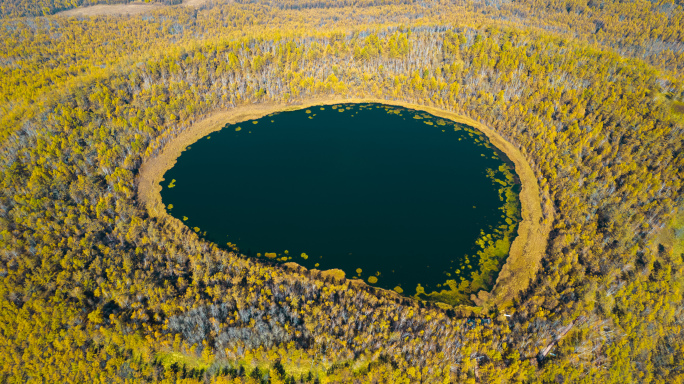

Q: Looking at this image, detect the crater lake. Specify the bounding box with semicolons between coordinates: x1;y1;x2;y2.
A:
160;103;521;304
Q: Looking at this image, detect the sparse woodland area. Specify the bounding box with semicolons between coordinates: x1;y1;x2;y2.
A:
1;0;684;382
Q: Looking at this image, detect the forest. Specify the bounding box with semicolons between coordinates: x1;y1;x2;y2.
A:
1;0;684;383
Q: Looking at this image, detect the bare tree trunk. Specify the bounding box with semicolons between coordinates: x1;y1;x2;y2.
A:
537;316;586;362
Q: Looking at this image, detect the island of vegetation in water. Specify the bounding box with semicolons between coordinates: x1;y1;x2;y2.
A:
160;103;521;305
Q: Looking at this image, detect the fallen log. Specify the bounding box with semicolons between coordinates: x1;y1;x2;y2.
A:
537;316;586;363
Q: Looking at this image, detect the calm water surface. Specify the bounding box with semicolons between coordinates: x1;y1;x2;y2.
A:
161;103;519;296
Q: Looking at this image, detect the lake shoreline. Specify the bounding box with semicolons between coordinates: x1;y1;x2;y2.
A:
137;98;552;310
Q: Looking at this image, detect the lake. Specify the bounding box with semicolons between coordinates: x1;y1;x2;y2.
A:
160;103;521;305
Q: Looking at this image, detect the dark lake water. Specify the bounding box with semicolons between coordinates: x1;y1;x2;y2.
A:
161;103;520;303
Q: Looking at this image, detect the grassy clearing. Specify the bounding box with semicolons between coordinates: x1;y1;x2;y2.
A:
56;2;162;16
676;213;684;258
55;0;208;17
156;350;212;371
673;101;684;117
655;206;684;259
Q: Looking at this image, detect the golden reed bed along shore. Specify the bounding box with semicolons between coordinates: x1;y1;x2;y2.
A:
137;98;553;310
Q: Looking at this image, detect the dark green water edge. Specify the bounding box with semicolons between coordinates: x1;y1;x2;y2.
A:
160;103;521;306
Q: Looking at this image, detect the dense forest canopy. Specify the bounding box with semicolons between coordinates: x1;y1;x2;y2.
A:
1;0;684;383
